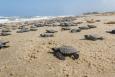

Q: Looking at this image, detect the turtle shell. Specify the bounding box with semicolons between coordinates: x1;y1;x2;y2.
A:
106;30;115;34
59;46;77;54
30;28;38;31
88;34;102;38
71;28;81;33
46;29;57;33
85;34;103;40
30;25;37;28
40;33;54;37
79;26;90;29
87;25;96;28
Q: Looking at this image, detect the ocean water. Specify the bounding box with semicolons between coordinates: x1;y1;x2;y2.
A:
0;16;63;23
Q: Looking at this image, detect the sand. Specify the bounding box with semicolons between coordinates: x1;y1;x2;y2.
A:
0;14;115;77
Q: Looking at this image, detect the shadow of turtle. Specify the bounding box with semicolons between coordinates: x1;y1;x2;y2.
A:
0;46;10;49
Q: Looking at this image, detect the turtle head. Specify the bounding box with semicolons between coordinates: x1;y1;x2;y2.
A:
84;35;88;38
106;31;112;33
52;48;59;52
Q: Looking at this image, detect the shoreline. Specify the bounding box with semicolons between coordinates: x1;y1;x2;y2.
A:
0;16;74;24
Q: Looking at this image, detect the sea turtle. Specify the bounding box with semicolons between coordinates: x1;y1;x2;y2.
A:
17;28;30;33
35;24;44;27
30;25;38;31
30;28;38;31
0;41;9;49
60;22;71;27
30;25;38;28
84;34;104;41
0;32;11;36
46;29;58;33
52;46;79;60
87;25;96;28
70;28;81;33
40;33;54;37
78;25;90;30
106;30;115;34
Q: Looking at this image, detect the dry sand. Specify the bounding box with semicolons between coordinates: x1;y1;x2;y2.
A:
0;14;115;77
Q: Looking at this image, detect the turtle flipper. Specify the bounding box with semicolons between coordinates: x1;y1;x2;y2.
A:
54;51;65;60
2;41;9;45
106;31;112;33
98;37;104;40
106;31;115;34
72;53;79;60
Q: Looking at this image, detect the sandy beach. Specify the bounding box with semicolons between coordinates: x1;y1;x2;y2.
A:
0;13;115;77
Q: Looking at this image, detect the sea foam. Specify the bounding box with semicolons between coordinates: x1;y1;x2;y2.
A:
0;16;65;23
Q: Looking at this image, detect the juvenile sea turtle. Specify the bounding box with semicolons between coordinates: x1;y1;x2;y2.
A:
70;28;81;33
30;25;38;28
78;25;90;30
87;25;96;28
84;34;104;41
17;28;30;33
30;28;38;31
0;41;9;49
46;29;58;33
40;33;54;37
60;22;71;27
30;25;38;31
106;30;115;34
52;46;79;60
35;24;44;27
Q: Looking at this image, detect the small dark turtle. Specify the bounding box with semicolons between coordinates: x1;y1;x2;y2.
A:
106;30;115;34
30;28;38;31
70;28;81;33
40;33;54;37
78;26;90;30
30;25;38;28
61;27;71;31
87;25;96;28
46;29;58;33
60;22;71;27
52;46;79;60
35;24;44;27
30;25;38;31
84;34;104;41
17;28;30;33
0;41;9;49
